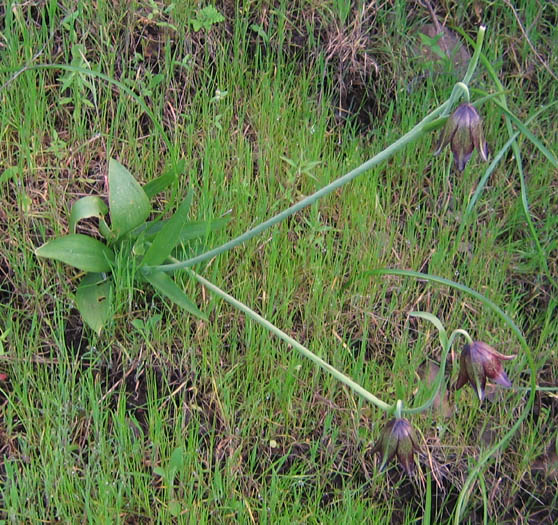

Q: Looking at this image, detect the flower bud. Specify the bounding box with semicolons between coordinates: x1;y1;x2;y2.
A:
371;418;421;475
435;103;489;171
455;341;516;402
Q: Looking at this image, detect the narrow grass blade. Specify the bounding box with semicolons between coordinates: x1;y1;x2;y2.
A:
5;64;171;152
490;99;558;168
143;159;184;199
141;269;206;320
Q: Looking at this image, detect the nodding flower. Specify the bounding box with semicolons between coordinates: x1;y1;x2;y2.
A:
435;103;489;171
455;341;516;402
371;418;421;475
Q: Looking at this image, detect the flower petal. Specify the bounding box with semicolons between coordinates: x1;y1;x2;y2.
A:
491;369;512;388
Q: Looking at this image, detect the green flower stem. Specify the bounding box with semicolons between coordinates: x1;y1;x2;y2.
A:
454;82;470;104
403;328;470;416
184;266;392;412
394;400;403;419
149;102;447;274
462;26;486;85
439;26;485;117
147;28;487;275
449;328;473;346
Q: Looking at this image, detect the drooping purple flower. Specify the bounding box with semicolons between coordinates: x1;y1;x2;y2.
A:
371;418;421;475
455;341;516;402
435;103;489;171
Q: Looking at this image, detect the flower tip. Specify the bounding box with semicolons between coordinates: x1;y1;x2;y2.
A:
492;370;512;388
476;385;485;402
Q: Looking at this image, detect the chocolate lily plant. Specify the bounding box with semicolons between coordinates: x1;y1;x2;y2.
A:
34;25;554;523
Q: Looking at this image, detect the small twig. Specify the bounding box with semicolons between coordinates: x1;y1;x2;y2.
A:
503;0;558;82
0;33;51;92
99;350;143;404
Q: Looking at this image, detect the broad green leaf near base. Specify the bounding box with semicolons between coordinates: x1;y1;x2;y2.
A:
141;269;206;320
75;273;113;335
108;159;151;238
35;234;114;272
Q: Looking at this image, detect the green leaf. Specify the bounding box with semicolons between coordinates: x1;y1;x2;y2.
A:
142;191;193;266
153;466;166;478
179;217;230;242
190;5;225;32
69;196;109;233
409;311;449;348
108;159;151;238
169;446;184;473
36;234;114;272
75;273;113;335
132;217;229;243
0;166;18;186
143;159;184;198
490;99;558;169
168;501;181;517
141;269;206;320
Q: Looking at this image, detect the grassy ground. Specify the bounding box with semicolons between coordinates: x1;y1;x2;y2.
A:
1;0;557;523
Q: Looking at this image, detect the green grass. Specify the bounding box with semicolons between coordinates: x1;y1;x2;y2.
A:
1;1;557;523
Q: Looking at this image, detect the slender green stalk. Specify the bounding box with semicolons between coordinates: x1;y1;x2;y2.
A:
394;399;403;419
146;26;486;274
450;329;473;346
149;101;449;273
462;26;486;86
185;267;392;412
404;327;472;416
438;26;484;117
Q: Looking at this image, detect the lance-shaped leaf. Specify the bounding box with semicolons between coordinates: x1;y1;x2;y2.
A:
142;191;193;266
143;158;184;199
108;159;151;239
141;269;206;320
36;234;114;273
129;216;229;243
75;272;113;335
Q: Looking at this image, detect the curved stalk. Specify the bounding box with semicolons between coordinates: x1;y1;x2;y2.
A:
404;328;472;416
185;267;392;412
